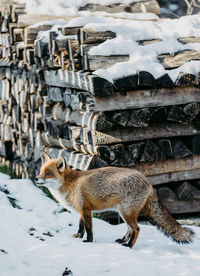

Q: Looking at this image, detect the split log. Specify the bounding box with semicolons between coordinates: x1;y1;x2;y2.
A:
137;71;156;88
55;36;79;52
167;103;200;123
127;108;153;127
156;74;174;88
34;38;49;57
83;54;129;71
77;28;116;45
157;187;178;202
175;72;199;86
24;23;57;45
61;26;82;36
44;117;81;141
172;140;192;158
63;90;95;111
189;135;200;155
24;142;33;161
178;37;200;44
8;22;17;45
176;182;200;200
140;140;165;162
114;74;138;91
109;110;131;127
47;86;64;102
34;131;42;162
158;50;200;69
137;39;162;45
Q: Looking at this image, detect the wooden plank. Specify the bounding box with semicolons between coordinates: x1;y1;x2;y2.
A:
137;39;162;45
178;37;200;44
44;69;114;96
93;86;200;111
83;54;129;71
94;122;200;144
79;0;160;15
148;169;200;185
17;14;78;28
163;199;200;215
135;154;200;177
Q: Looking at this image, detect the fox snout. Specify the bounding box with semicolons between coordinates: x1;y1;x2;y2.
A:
34;177;45;186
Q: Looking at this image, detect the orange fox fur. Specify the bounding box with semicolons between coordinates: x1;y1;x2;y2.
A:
35;152;194;248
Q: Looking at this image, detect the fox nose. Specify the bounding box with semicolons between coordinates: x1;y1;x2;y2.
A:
35;177;38;182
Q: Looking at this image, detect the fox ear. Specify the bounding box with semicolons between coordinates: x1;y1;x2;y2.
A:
41;151;51;165
56;157;66;172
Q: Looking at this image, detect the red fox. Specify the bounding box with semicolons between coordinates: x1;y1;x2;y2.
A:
35;152;194;248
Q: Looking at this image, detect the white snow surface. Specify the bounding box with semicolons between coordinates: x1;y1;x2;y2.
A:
0;172;200;276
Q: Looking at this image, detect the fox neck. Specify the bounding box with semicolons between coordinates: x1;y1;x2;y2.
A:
59;168;79;191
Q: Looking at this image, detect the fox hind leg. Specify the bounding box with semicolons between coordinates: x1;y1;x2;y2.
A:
119;207;140;248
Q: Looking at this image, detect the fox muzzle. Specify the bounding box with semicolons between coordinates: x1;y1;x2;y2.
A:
34;177;45;186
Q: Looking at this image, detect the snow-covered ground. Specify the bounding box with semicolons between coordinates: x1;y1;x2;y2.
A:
0;172;200;276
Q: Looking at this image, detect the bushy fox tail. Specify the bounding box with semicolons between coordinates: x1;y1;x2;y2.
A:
143;188;194;244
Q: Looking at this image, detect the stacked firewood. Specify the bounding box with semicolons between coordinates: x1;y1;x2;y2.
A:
1;0;200;215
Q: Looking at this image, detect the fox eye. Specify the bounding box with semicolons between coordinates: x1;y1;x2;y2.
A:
46;172;52;177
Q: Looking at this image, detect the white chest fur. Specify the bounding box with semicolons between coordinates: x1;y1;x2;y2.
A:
48;187;76;213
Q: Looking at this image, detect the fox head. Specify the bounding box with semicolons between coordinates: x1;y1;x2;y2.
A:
34;152;67;189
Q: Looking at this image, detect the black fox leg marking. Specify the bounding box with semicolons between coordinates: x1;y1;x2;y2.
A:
122;232;135;247
83;225;93;243
115;229;131;244
122;227;140;248
82;208;93;242
73;218;85;238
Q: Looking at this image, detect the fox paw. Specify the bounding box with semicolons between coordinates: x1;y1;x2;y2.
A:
115;238;124;244
72;233;83;238
122;243;132;248
82;239;93;243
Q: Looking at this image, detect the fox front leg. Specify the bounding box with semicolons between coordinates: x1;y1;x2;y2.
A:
73;218;85;238
82;208;93;243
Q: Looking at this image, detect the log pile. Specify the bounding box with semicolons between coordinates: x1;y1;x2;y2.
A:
1;0;200;215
